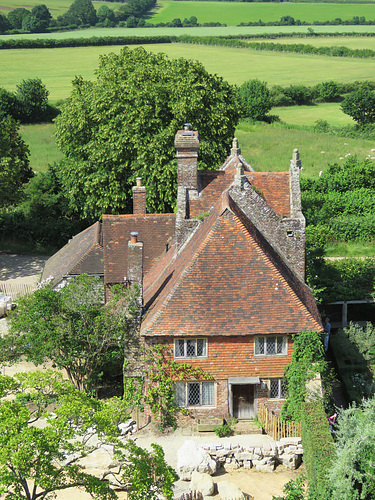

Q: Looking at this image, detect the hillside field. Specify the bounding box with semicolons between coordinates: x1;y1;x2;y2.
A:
148;0;375;25
248;35;375;50
2;42;375;100
0;0;124;18
274;103;354;127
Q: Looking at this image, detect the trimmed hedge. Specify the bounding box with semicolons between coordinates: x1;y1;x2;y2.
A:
301;401;334;500
0;35;175;50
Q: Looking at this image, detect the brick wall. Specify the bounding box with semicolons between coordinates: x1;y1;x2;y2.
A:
142;335;293;419
132;184;146;215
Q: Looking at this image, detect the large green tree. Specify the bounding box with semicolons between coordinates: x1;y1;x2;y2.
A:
7;7;30;29
341;88;375;125
1;275;140;393
63;0;97;26
0;115;32;207
55;46;241;218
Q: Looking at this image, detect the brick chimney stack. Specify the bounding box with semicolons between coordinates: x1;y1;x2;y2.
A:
174;124;200;249
132;177;146;215
127;231;143;303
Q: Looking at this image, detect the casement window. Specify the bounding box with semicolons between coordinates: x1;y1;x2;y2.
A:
174;338;207;359
174;381;215;407
270;378;285;399
254;336;287;356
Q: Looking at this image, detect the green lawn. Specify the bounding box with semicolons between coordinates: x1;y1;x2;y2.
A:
20;123;63;172
274;103;355;127
148;0;375;25
3;43;375;101
0;0;124;18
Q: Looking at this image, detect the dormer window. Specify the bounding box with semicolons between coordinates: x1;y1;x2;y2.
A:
174;338;207;359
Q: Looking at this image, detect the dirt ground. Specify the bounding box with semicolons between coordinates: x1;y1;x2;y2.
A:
0;253;303;499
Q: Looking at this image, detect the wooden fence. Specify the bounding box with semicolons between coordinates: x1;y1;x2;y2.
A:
0;282;34;301
257;405;301;441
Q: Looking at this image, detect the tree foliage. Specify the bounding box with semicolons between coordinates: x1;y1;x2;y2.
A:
2;275;140;393
7;7;30;29
15;78;49;123
62;0;97;26
328;397;375;500
55;46;241;218
121;440;178;500
0;370;129;500
0;115;32;208
341;88;375;125
281;330;334;422
239;79;271;121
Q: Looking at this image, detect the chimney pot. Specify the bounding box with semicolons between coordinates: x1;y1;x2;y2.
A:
130;231;138;244
184;123;192;131
136;177;142;187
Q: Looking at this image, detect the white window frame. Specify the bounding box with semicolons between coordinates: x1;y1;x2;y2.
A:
174;338;208;359
254;336;287;356
269;378;286;399
173;381;215;407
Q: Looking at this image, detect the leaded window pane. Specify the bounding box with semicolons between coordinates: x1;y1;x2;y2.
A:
186;339;196;357
277;336;286;354
280;380;286;398
202;382;214;406
175;339;185;358
266;337;276;355
255;337;264;355
188;382;200;405
174;382;186;407
197;339;207;357
270;379;279;398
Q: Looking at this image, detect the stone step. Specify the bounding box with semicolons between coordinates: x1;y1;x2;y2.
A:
233;421;263;435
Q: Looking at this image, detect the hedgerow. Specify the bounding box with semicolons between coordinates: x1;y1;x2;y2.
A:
301;401;334;500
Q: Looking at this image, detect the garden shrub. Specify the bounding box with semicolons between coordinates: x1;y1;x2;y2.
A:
301;401;334;500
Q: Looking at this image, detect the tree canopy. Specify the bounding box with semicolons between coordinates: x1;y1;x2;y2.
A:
0;370;177;500
2;275;140;393
0;115;32;207
341;88;375;125
239;79;272;121
55;46;241;218
16;78;49;123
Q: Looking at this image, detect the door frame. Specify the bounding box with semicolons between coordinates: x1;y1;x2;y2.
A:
228;377;260;419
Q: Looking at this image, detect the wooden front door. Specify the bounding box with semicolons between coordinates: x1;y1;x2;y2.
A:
233;384;255;419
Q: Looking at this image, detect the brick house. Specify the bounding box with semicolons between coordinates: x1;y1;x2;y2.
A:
103;125;323;419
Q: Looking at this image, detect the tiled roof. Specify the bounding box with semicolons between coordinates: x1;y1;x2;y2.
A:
103;214;176;285
141;194;322;337
190;157;290;218
41;222;103;287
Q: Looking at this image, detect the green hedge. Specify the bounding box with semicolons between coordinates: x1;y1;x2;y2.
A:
0;35;175;50
301;401;334;500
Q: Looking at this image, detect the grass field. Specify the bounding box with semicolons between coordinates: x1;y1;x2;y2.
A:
274;103;355;127
20;123;63;173
0;0;124;18
3;25;375;40
249;35;375;50
148;0;375;25
236;120;374;177
2;43;375;101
